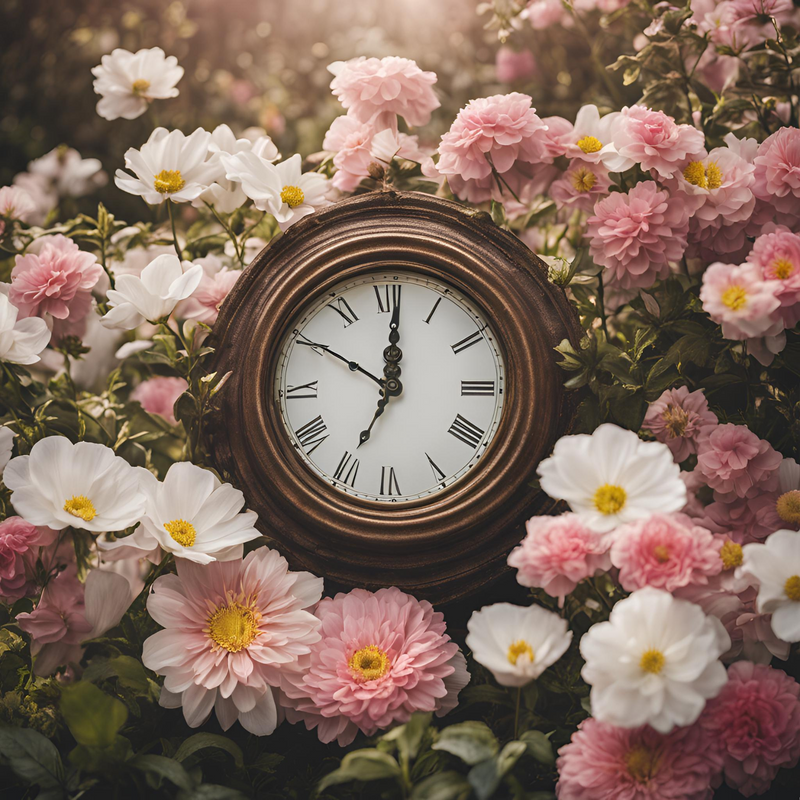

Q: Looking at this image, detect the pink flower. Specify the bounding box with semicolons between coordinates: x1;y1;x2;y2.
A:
323;114;376;192
143;547;323;735
131;377;188;426
696;423;782;500
10;235;102;342
698;495;784;544
550;159;611;213
587;181;690;289
280;587;468;746
614;105;706;179
328;57;439;130
700;661;800;797
753;127;800;222
177;267;240;324
746;227;800;326
495;47;537;83
555;716;720;800
729;0;796;24
523;0;570;29
0;186;36;223
507;513;611;605
642;386;718;462
0;518;58;602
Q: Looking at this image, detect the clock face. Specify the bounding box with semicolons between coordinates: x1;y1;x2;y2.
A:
275;271;505;502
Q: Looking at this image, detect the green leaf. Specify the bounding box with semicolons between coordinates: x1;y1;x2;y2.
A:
131;754;195;791
318;749;403;790
60;682;128;748
520;730;555;764
174;732;244;768
468;741;527;800
83;655;155;695
381;711;431;764
410;771;472;800
432;721;499;765
0;726;66;795
178;786;248;800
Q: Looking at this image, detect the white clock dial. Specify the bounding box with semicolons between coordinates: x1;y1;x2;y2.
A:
275;271;505;502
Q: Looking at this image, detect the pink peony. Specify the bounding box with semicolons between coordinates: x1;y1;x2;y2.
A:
131;376;188;426
746;227;800;327
495;47;537;83
280;587;468;746
323;114;377;192
696;423;782;500
0;186;36;224
700;661;800;796
0;517;56;602
178;267;240;325
752;127;800;223
328;57;439;130
555;716;720;800
642;386;718;462
587;181;690;289
549;159;611;213
143;547;323;735
507;513;611;606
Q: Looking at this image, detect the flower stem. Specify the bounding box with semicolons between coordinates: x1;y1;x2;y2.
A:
167;200;182;261
514;686;522;739
596;270;610;339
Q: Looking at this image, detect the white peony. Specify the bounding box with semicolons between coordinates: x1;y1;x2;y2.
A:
0;293;51;365
580;587;730;733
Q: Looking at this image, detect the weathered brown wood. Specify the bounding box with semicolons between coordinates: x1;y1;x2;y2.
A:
207;190;581;603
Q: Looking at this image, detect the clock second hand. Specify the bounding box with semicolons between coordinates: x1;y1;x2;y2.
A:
296;335;384;388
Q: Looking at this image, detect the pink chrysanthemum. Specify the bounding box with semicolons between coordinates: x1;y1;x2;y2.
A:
753;127;800;223
0;517;57;602
131;376;188;426
549;159;611;213
178;267;241;325
700;661;800;797
280;587;468;746
555;717;720;800
746;227;800;327
143;547;323;736
507;513;611;606
642;386;718;462
587;180;689;289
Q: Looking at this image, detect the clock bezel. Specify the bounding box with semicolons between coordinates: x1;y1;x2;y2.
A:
208;191;581;602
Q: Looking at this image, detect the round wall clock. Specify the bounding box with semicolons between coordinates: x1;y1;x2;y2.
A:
208;191;581;603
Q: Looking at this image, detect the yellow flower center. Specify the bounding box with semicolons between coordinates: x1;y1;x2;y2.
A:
785;575;800;602
577;135;602;154
507;639;535;666
570;166;597;193
706;162;723;189
349;645;391;682
722;285;748;311
683;160;724;189
640;648;665;674
720;540;743;570
770;258;795;280
207;601;261;652
662;404;689;438
593;484;627;515
63;495;96;522
164;518;197;547
776;490;800;525
626;745;660;783
153;169;186;194
653;545;670;563
132;78;151;95
280;185;305;208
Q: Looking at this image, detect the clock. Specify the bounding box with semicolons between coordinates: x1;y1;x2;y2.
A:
208;191;580;602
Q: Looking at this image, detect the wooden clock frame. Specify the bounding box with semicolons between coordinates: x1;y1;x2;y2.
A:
207;190;581;603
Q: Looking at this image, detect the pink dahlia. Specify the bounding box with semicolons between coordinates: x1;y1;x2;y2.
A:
507;513;611;606
587;181;690;289
143;548;323;735
549;159;611;213
280;587;468;746
752;127;800;222
700;661;800;797
0;517;56;602
642;386;718;462
178;267;240;324
131;376;188;426
0;186;36;224
746;227;800;326
696;423;782;500
555;716;720;800
328;57;439;130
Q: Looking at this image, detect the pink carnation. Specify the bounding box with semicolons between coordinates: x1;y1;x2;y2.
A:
0;186;36;223
495;47;537;83
587;181;689;289
700;661;800;797
746;227;800;326
555;716;720;800
131;376;188;426
507;513;611;606
0;517;56;602
550;159;611;213
642;386;718;462
280;587;468;746
752;127;800;223
178;267;240;325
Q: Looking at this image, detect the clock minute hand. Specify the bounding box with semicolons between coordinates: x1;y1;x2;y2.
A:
296;336;384;388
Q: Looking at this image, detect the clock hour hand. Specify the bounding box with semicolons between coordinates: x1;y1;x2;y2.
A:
296;335;384;388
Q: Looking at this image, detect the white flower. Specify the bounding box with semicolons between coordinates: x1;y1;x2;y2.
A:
465;603;572;687
4;437;146;533
221;152;330;231
537;423;687;534
0;186;36;223
115;128;222;205
0;293;51;365
562;105;632;172
0;426;16;476
100;461;262;564
741;530;800;642
100;253;203;330
28;146;107;198
580;587;730;733
92;47;184;121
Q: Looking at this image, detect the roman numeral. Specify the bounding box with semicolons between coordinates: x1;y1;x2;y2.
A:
296;333;326;357
374;284;401;313
327;297;359;327
423;297;441;324
461;380;495;396
287;380;318;399
295;415;329;454
425;453;446;485
380;466;401;496
451;329;484;355
448;414;485;449
333;451;359;487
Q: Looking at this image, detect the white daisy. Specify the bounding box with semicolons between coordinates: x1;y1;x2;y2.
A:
4;437;146;533
92;47;184;122
100;461;262;564
115;127;222;205
0;293;51;365
580;587;730;733
465;603;572;687
562;105;632;172
100;253;203;330
537;423;686;534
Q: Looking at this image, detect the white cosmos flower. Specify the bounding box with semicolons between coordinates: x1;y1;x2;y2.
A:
221;152;330;231
562;105;632;172
115;127;222;205
100;461;261;564
465;603;572;687
741;529;800;642
28;146;108;198
100;253;203;330
0;293;51;365
580;587;730;733
537;423;686;534
4;437;146;533
92;47;184;121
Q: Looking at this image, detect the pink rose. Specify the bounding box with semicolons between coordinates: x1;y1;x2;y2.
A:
0;517;56;602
